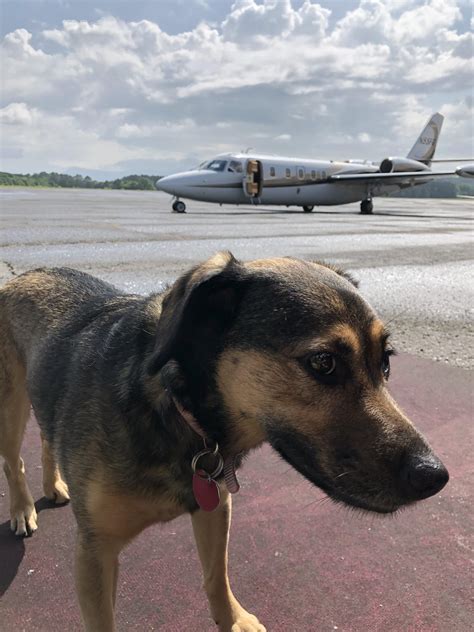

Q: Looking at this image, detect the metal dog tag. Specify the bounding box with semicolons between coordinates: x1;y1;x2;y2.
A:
193;470;220;512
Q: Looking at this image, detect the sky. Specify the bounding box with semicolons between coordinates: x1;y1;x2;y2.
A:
0;0;472;178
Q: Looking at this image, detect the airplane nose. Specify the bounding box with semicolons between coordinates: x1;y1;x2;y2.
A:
156;175;178;195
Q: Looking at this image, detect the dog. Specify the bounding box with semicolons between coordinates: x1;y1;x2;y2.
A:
0;252;449;631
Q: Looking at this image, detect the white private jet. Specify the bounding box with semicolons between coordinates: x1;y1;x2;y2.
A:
157;113;474;214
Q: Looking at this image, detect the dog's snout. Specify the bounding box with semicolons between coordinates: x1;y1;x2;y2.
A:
400;453;449;500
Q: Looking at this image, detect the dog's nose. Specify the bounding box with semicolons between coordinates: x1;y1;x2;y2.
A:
399;453;449;500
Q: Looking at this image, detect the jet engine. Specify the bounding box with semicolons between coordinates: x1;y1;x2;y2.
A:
455;164;474;178
379;157;430;173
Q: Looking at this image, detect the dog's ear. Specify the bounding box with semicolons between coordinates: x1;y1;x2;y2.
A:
148;252;247;374
311;260;359;288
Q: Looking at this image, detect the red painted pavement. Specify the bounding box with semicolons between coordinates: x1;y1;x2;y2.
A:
0;354;473;631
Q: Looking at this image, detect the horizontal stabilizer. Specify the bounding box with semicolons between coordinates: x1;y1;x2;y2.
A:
431;158;474;163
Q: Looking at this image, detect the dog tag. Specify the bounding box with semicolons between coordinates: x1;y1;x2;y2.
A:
193;470;220;512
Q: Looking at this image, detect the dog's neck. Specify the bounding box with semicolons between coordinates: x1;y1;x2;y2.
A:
171;394;241;495
154;359;228;446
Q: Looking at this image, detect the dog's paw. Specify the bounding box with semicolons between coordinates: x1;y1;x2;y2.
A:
10;503;38;537
44;477;70;504
230;615;266;632
217;609;266;632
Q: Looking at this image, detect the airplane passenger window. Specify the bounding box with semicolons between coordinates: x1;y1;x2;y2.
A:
270;167;275;177
298;168;304;179
228;160;243;173
206;160;228;172
285;168;291;178
311;170;316;180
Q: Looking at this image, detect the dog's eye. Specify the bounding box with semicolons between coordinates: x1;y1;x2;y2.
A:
382;350;392;380
308;352;336;377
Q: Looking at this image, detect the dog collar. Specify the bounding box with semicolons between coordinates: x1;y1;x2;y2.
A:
172;397;241;499
172;396;207;440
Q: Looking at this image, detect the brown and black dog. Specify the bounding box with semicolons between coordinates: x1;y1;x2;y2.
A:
0;252;448;631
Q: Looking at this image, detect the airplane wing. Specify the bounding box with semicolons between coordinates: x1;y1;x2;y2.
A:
329;171;455;184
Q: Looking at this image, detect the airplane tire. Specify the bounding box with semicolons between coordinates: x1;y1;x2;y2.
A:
173;201;186;213
360;199;373;214
303;205;314;213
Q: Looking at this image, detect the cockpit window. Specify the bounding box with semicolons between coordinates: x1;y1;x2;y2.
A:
205;160;228;172
228;160;243;173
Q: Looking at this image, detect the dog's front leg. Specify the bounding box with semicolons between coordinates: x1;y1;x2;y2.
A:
75;531;122;632
191;488;266;632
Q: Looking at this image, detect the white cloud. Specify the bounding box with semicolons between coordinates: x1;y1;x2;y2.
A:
392;0;461;43
0;1;472;174
116;119;196;139
0;102;36;125
0;106;142;169
436;97;474;157
330;0;392;46
331;0;462;46
222;0;330;43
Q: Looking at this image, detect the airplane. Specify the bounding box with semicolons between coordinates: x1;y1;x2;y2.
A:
157;113;474;214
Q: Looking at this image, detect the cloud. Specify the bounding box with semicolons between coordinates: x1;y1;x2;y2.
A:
0;104;141;170
0;102;36;125
0;1;472;174
358;133;371;143
392;0;461;43
436;96;474;157
331;0;462;46
222;0;330;43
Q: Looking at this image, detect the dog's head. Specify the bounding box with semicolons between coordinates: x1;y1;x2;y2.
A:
148;252;448;513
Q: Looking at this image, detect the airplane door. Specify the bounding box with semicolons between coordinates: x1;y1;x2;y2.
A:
243;159;263;199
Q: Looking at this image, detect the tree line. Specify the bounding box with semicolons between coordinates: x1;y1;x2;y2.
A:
0;172;161;191
390;176;474;199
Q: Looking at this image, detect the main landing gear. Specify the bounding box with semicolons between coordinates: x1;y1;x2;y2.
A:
360;199;373;215
172;200;186;213
302;205;314;213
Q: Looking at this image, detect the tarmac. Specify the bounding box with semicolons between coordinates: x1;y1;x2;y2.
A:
0;189;473;631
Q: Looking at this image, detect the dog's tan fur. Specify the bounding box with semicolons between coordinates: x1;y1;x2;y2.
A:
0;317;38;536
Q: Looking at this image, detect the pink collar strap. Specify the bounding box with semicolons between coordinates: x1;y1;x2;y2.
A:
172;396;207;441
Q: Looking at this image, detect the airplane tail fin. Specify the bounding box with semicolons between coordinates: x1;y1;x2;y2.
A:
407;112;444;164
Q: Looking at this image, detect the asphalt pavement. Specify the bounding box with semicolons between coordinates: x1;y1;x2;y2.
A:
0;188;473;631
1;189;472;367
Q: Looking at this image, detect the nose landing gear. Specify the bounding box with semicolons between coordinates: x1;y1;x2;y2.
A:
360;199;373;214
172;200;186;213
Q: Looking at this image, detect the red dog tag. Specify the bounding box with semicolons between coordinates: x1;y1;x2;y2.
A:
193;470;220;512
